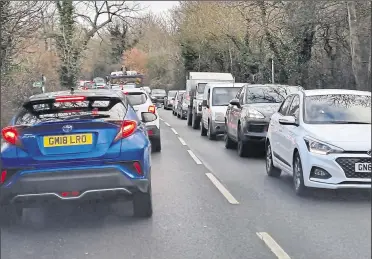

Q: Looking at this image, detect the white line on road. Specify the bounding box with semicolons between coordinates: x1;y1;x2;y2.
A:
187;150;202;165
205;173;239;205
159;118;163;121
178;137;187;146
164;122;171;127
256;232;291;259
171;128;178;135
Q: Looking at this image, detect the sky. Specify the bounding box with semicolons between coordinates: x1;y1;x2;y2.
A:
141;1;179;14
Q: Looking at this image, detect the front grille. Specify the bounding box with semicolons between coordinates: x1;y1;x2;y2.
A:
248;124;267;133
336;157;372;179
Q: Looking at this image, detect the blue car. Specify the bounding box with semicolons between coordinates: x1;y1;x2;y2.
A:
1;89;156;218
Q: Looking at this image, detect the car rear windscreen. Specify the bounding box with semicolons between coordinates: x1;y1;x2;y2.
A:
17;97;127;125
126;92;147;105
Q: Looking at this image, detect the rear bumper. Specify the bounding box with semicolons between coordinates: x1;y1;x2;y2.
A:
146;125;160;139
0;165;150;205
211;120;225;134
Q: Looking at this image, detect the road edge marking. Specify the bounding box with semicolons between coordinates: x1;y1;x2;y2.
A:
205;173;239;205
178;137;187;146
256;232;291;259
171;128;178;135
187;150;202;165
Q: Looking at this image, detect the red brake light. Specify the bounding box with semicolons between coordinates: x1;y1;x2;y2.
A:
114;120;137;142
148;105;156;114
55;96;86;102
1;170;7;184
1;126;18;145
133;161;142;175
123;91;129;95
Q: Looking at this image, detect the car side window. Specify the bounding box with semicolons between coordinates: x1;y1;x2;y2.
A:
287;95;300;118
235;87;242;99
238;87;245;104
278;95;294;116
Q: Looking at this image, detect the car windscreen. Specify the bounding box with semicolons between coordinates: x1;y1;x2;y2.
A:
168;91;177;97
17;97;127;125
212;87;241;106
304;94;371;124
126;92;147;106
152;89;166;95
246;86;298;104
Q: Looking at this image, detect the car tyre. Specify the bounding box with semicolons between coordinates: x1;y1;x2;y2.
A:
187;111;192;126
265;141;281;177
152;138;161;152
133;185;153;218
224;132;236;149
293;152;308;196
201;122;207;136
237;125;249;157
207;121;217;140
192;113;200;129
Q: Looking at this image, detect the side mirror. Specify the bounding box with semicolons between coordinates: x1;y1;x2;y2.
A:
229;98;240;108
202;99;208;107
279;116;298;126
141;112;157;123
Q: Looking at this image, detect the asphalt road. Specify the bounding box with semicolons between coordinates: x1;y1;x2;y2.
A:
1;108;370;259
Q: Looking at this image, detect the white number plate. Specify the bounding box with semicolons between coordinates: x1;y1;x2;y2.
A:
355;163;371;173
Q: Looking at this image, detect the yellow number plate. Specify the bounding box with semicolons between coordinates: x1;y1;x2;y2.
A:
43;134;93;147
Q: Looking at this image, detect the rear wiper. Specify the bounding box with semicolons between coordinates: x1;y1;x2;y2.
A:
329;121;370;124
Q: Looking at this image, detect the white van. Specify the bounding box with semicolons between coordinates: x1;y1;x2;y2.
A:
200;83;246;140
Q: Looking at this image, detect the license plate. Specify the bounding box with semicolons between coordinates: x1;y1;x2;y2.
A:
355;163;371;173
43;134;93;147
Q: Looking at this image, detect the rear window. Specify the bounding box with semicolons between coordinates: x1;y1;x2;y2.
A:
17;98;127;125
126;92;147;105
152;89;166;95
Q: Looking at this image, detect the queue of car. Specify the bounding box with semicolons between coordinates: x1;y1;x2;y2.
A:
163;82;371;196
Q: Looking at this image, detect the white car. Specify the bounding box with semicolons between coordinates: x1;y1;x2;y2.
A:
116;88;161;152
266;89;371;196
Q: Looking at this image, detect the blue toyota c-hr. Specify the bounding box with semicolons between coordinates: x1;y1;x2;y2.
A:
1;89;156;219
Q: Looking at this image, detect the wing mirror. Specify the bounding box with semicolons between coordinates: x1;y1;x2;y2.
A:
279;116;298;126
141;112;157;123
229;99;240;108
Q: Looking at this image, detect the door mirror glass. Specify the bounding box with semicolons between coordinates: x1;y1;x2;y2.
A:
141;112;157;123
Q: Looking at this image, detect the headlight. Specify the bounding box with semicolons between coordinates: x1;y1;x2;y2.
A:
248;109;265;119
214;112;225;122
304;136;344;155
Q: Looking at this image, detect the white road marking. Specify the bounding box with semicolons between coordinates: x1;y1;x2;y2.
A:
171;128;178;135
178;137;187;146
205;173;239;205
256;232;291;259
187;150;202;165
159;118;163;121
164;122;171;127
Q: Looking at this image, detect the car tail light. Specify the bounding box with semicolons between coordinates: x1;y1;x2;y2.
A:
148;105;156;114
1;170;7;184
147;129;153;136
133;161;142;175
83;87;88;90
114;120;137;142
1;126;19;145
55;96;86;102
123;91;129;95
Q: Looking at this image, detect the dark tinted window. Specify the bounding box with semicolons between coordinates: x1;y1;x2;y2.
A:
126;92;147;105
246;86;299;104
16;98;126;125
278;96;294;115
212;87;241;106
304;94;371;124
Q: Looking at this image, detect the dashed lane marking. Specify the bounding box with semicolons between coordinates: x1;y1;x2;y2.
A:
159;118;163;121
178;137;187;146
164;122;171;127
205;173;239;205
187;150;202;165
171;128;178;135
256;232;291;259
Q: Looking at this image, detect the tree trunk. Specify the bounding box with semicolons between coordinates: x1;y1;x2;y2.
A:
347;1;369;91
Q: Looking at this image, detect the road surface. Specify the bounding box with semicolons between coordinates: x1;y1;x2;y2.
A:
1;108;370;259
